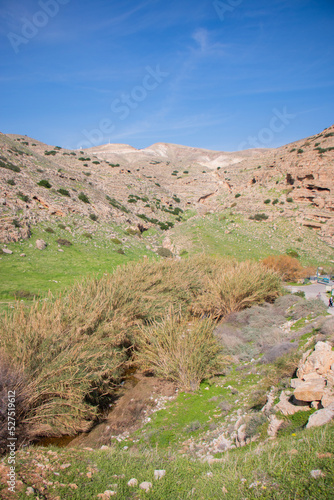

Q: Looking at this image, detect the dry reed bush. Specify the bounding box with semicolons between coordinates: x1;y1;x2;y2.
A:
261;255;311;281
135;309;229;392
0;353;31;454
193;260;282;320
0;294;127;437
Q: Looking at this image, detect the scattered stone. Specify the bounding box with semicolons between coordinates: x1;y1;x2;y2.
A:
2;248;13;254
20;253;26;257
154;469;166;480
127;478;138;487
69;483;78;489
306;402;334;428
139;481;152;492
275;391;310;415
267;414;283;438
97;492;116;499
222;486;228;494
58;248;64;252
36;239;47;250
310;469;325;479
317;452;332;458
26;487;34;496
60;463;71;469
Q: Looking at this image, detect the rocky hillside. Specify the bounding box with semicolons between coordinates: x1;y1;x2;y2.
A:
0;125;333;246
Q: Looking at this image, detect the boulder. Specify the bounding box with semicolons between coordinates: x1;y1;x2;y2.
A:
36;239;47;250
2;248;13;254
306;402;334;428
154;470;166;480
321;388;334;408
294;379;326;402
275;391;310;415
290;378;303;389
139;482;152;492
297;342;334;379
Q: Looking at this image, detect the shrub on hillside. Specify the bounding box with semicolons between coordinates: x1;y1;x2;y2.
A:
56;238;72;247
17;192;30;203
38;180;51;189
58;188;70;197
286;249;300;258
261;255;307;281
157;247;173;258
78;192;90;203
0;159;21;172
136;309;228;392
89;213;98;221
250;213;269;221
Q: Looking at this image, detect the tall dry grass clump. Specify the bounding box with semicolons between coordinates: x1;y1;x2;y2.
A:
0;293;127;438
261;255;311;281
192;260;282;320
0;353;31;454
135;309;229;392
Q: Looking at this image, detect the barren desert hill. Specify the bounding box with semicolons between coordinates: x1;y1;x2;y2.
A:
0;125;333;247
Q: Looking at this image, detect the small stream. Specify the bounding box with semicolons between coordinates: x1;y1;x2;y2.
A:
35;368;142;449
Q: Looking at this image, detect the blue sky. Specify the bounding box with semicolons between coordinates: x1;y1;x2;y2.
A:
0;0;333;151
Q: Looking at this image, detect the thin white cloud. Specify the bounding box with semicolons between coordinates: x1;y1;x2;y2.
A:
191;27;227;56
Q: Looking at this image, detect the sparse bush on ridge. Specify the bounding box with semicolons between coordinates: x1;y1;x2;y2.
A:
38;179;51;188
57;188;70;197
0;159;20;172
78;192;90;203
